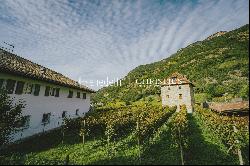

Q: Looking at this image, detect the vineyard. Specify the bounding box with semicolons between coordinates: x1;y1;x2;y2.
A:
195;106;249;165
0;103;249;165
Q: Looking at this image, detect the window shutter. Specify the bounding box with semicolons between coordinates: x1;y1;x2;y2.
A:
15;81;25;95
6;79;16;94
34;84;40;96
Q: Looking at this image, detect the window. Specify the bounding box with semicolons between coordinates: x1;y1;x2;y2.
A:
172;77;177;83
76;109;79;116
16;115;30;128
45;86;50;96
68;90;73;98
42;113;51;124
6;79;16;94
55;88;60;97
166;95;169;98
82;93;86;99
0;79;4;89
51;88;56;96
62;111;67;118
168;87;170;90
179;94;183;99
34;84;40;96
179;86;181;89
76;92;81;98
15;81;25;95
25;83;33;94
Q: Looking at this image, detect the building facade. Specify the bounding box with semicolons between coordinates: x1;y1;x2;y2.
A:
161;72;194;113
0;48;95;142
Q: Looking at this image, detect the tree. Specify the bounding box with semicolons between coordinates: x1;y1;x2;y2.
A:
0;89;25;146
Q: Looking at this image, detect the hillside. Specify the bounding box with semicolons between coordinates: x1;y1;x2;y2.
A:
92;24;249;104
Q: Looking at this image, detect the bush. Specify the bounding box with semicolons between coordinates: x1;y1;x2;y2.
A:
0;89;25;145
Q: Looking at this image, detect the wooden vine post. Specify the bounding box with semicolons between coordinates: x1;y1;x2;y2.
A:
233;123;244;165
82;119;86;144
62;121;65;144
178;126;184;165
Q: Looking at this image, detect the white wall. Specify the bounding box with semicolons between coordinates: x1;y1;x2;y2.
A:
0;73;91;142
161;84;194;113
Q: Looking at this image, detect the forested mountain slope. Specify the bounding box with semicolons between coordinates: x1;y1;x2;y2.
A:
92;24;249;104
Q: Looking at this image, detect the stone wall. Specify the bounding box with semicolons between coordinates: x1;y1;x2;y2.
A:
161;84;194;113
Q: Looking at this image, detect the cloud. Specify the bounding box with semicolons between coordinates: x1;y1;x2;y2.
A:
0;0;249;90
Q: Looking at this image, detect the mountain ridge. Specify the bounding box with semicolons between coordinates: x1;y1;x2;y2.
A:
92;24;249;104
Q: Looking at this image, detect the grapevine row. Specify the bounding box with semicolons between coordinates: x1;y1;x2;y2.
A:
195;106;249;164
168;105;189;165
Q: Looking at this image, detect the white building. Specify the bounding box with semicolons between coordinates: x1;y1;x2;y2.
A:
161;72;195;113
0;48;95;142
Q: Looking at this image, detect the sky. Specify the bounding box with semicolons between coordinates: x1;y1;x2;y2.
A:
0;0;249;90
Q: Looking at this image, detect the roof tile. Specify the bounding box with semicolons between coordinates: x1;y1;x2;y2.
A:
0;49;95;93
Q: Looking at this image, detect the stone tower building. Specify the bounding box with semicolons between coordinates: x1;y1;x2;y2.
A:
161;72;194;113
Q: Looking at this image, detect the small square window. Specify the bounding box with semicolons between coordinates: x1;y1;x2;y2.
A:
166;95;169;98
76;92;81;98
62;111;67;118
82;93;86;99
76;109;79;116
42;113;51;124
172;77;177;83
179;86;181;89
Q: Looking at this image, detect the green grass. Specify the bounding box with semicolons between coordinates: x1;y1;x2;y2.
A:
0;113;244;165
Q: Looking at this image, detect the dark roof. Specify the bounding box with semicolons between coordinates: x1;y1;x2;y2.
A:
0;48;95;93
208;101;249;114
161;72;194;86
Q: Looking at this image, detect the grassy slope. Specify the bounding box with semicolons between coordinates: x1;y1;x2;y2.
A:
93;24;249;104
0;113;240;165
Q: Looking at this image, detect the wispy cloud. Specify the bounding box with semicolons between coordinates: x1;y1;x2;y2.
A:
0;0;249;89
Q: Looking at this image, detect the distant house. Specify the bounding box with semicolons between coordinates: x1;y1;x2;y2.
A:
0;48;95;142
161;72;195;113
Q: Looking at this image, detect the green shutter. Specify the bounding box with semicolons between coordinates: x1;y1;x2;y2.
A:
45;86;50;96
15;81;25;94
77;92;80;98
34;84;40;96
6;79;16;94
0;79;4;89
82;93;86;99
68;90;73;98
55;88;60;97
